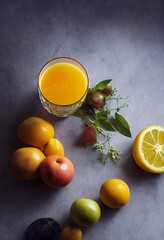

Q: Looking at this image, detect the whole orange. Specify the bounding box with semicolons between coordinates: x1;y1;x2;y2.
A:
17;117;55;148
10;147;45;180
99;179;130;208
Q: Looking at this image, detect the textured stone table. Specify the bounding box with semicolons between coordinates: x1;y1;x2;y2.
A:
0;1;164;239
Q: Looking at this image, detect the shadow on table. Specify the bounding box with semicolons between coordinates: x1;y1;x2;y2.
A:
121;144;162;184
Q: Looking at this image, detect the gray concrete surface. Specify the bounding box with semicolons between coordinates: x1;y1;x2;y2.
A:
0;0;164;239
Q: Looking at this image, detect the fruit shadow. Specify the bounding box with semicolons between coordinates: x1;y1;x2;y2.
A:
98;197;122;220
17;232;26;240
73;125;85;148
121;144;162;185
7;175;63;204
81;197;121;237
59;212;74;228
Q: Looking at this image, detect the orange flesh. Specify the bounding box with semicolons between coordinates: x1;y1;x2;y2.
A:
142;130;164;167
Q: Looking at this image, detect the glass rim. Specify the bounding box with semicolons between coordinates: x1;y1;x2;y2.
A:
38;56;89;107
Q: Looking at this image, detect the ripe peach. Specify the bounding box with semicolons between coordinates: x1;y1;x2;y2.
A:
39;155;74;188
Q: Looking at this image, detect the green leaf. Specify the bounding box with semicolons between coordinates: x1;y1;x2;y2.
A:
99;117;115;131
94;108;115;131
92;79;112;91
115;112;132;137
94;119;101;129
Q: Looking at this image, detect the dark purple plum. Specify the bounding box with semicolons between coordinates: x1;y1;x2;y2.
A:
25;218;61;240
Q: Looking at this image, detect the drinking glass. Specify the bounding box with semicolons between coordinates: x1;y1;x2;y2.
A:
38;57;89;117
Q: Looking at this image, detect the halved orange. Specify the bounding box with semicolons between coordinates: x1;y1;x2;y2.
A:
133;125;164;173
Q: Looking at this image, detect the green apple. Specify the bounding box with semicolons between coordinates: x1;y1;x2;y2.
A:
70;198;101;227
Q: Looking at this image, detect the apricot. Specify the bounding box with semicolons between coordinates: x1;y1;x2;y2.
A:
17;117;55;148
43;138;64;157
10;147;45;180
60;226;82;240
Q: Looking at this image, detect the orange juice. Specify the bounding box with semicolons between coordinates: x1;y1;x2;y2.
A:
39;62;88;105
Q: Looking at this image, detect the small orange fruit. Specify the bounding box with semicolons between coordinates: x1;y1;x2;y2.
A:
17;117;55;148
99;179;130;208
10;147;45;180
60;226;82;240
43;138;64;157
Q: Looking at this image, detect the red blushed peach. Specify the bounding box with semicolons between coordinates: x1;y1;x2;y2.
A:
10;147;46;180
39;155;74;188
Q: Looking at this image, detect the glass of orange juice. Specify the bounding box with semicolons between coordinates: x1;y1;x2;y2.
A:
38;57;89;117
